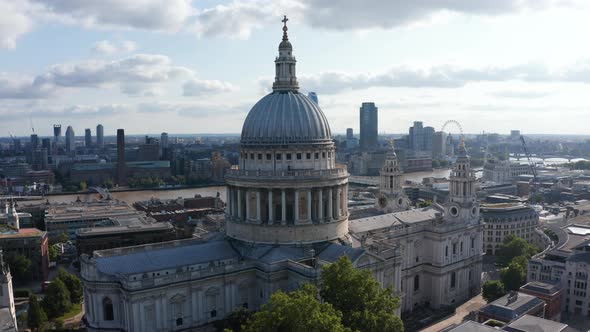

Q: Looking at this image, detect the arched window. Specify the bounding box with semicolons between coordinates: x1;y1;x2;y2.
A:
445;245;449;257
451;272;456;288
176;318;183;326
414;275;420;291
103;297;114;321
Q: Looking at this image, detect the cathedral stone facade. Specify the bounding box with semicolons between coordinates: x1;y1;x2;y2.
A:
80;18;483;331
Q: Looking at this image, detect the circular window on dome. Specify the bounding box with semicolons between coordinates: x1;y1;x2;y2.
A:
450;206;459;216
378;196;387;208
471;206;478;216
398;198;404;206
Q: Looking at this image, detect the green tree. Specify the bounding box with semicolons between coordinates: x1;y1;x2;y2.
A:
214;308;252;332
42;278;72;318
497;235;538;265
79;181;88;191
243;284;349;332
27;294;47;332
58;231;69;244
49;246;58;262
501;261;526;291
482;280;506;303
321;256;403;332
57;268;83;304
432;160;441;168
6;254;32;283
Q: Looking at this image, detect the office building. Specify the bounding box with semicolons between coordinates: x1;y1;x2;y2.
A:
359;102;378;150
409;121;435;153
346;128;353;139
85;128;92;147
117;129;126;185
433;131;446;158
96;124;104;149
31;148;48;171
481;203;540;255
30;134;39;149
308;91;318;105
65;125;75;153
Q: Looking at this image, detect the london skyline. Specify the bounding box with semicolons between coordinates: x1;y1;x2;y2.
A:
2;0;590;136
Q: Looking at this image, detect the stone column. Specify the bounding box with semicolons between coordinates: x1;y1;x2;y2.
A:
328;187;333;221
281;190;286;225
245;190;251;222
237;189;243;220
336;186;342;219
256;190;261;223
307;190;312;223
294;190;300;224
268;190;274;225
318;189;324;223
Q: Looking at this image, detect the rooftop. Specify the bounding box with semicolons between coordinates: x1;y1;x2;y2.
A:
520;281;561;295
94;238;238;276
504;314;568;332
76;222;174;236
0;227;45;239
349;207;439;234
479;291;545;322
442;321;498;332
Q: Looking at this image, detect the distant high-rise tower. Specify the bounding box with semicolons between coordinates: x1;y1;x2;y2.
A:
96;124;104;149
85;128;92;147
117;129;126;185
30;134;39;149
346;128;354;140
53;124;61;143
65;126;75;153
32;148;48;171
433;131;447;158
308;92;318;105
359;102;378;150
160;132;169;159
53;124;62;154
42;138;51;151
84;128;92;148
160;132;169;149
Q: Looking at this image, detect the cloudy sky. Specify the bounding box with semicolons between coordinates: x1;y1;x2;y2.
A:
2;0;590;136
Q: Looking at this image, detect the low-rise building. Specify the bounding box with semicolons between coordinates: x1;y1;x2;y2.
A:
527;220;590;318
477;291;545;324
503;314;568;332
483;160;531;184
519;282;563;320
44;200;155;241
76;223;177;256
0;227;49;280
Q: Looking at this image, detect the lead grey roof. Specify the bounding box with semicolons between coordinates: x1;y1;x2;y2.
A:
479;292;544;321
443;321;498;332
241;91;332;145
94;239;238;276
504;314;568;332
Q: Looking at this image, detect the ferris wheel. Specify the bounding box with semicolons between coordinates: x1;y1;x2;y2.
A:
440;120;464;140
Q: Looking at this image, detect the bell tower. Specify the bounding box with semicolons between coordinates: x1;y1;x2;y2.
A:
376;139;409;212
445;137;479;223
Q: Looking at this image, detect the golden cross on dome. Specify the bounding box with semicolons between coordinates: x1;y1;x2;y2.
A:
390;138;395;150
282;15;288;27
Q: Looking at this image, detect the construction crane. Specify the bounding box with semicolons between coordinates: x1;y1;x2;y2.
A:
520;135;539;194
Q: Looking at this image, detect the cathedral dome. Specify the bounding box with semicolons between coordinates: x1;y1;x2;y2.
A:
240;91;332;145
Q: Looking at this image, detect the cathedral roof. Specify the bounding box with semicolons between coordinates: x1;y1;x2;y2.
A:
94;239;238;276
240;91;332;145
